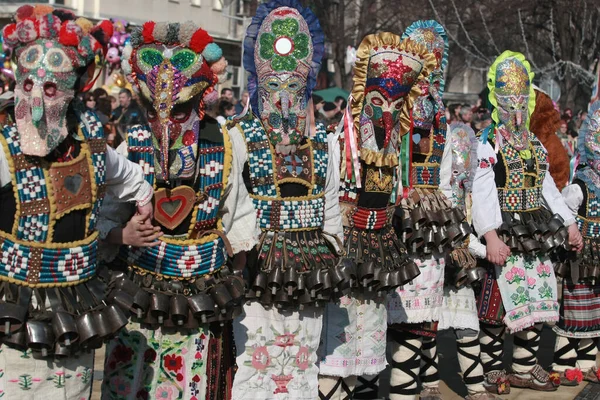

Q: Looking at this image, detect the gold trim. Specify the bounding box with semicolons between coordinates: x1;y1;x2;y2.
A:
350;34;436;167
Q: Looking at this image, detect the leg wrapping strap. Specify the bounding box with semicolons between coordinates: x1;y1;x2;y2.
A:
354;375;379;399
479;323;505;373
420;336;439;385
457;337;485;386
389;330;422;396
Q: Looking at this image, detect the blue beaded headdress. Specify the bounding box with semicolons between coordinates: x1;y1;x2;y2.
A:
243;0;324;114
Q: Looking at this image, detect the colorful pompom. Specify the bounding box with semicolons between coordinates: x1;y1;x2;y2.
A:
59;21;81;47
75;17;93;35
16;19;39;43
202;42;222;63
15;5;34;22
39;14;61;39
33;5;54;18
141;21;156;44
2;24;18;48
210;57;227;76
189;28;213;53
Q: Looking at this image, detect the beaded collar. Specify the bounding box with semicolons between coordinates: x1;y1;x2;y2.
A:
124;124;232;278
0;110;106;286
240;117;328;231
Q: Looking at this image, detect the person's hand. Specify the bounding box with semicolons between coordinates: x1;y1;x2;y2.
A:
484;232;511;266
137;201;154;223
121;214;162;247
568;223;583;252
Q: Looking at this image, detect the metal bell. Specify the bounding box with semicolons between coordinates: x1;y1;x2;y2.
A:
2;327;27;350
252;272;268;298
357;261;375;288
209;284;233;313
225;275;245;302
149;292;170;324
93;311;112;340
170;295;189;326
132;290;151;316
103;304;129;334
188;293;215;323
26;320;55;356
54;342;71;358
52;311;78;346
76;313;98;348
268;268;284;296
0;303;27;335
283;268;298;297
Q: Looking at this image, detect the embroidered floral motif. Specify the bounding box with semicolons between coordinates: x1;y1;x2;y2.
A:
505;266;525;285
365;166;393;193
102;325;209;400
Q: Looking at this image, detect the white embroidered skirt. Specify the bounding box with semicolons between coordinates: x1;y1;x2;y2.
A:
387;256;446;325
232;301;323;399
0;345;94;400
318;294;388;377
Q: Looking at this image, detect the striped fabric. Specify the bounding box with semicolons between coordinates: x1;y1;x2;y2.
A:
555;278;600;338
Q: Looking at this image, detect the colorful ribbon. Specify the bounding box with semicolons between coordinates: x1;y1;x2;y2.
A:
343;99;361;188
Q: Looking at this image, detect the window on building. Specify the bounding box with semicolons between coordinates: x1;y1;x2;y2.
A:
213;0;222;10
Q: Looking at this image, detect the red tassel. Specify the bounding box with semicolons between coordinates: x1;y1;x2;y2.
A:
141;21;155;44
59;23;79;47
189;28;213;53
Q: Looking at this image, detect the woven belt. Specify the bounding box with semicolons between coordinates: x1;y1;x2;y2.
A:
0;234;97;286
498;187;542;212
125;235;229;278
577;216;600;238
254;197;324;231
351;206;394;230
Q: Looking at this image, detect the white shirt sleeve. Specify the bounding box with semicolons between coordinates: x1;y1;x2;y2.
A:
220;126;259;254
104;145;153;205
0;143;10;188
561;184;583;217
468;233;487;258
471;141;503;238
323;130;344;251
542;167;576;226
438;140;453;201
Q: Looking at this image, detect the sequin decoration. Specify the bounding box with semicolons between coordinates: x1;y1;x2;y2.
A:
495;58;530;96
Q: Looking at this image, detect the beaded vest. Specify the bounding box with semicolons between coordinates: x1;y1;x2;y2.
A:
123;125;230;278
495;136;548;212
412;111;447;189
576;175;600;238
0;111;106;286
240;118;328;232
339;161;396;231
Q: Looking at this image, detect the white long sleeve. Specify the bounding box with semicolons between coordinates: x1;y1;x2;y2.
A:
220;128;259;254
542;168;576;226
0;143;9;188
322;129;344;251
471;141;503;238
561;183;583;218
104;145;153;205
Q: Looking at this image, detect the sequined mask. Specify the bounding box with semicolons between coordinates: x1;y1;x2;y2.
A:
494;58;531;150
129;38;216;181
359;48;421;159
13;40;78;157
448;123;476;206
583;104;600;173
254;7;313;154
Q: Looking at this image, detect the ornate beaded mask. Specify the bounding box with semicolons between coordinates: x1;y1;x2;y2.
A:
402;21;448;160
448;122;478;196
245;0;324;155
3;6;111;157
125;21;227;181
488;52;536;150
581;101;600;172
351;33;434;168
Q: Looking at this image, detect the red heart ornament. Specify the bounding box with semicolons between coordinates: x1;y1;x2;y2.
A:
153;186;196;230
